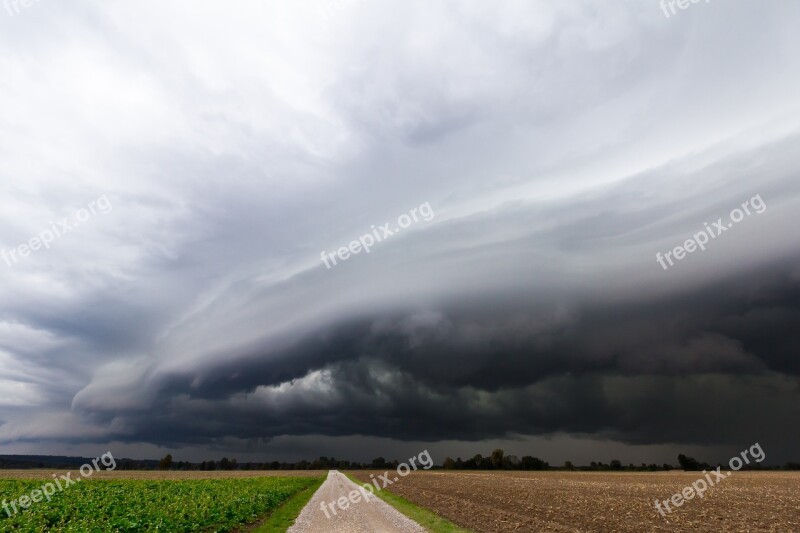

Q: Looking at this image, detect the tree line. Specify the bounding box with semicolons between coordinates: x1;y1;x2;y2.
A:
5;451;798;471
149;454;422;471
440;449;800;471
149;450;800;471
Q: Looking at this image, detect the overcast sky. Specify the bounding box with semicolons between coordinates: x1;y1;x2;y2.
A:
1;0;799;465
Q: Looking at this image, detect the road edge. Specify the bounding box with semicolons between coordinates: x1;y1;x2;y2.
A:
249;476;326;533
343;472;474;533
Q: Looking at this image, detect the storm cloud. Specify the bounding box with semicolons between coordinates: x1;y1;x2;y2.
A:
1;0;799;464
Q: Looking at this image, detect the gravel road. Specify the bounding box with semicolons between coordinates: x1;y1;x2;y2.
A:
287;470;427;533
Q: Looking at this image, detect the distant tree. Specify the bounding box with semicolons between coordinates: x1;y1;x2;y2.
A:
677;454;708;471
470;454;483;470
443;457;456;470
610;460;622;470
564;461;575;470
490;449;505;469
520;456;548;470
158;454;173;470
370;457;387;469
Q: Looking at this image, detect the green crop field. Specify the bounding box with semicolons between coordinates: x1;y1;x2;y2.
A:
0;476;321;532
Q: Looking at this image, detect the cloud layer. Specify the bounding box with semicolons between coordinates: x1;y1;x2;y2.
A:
1;0;799;462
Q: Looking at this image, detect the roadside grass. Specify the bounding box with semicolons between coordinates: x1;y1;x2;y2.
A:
252;476;324;532
343;473;473;533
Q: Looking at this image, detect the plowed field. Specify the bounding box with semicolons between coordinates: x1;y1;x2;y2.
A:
351;471;800;532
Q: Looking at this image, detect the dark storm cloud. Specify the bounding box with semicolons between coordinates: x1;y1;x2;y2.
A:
64;251;799;452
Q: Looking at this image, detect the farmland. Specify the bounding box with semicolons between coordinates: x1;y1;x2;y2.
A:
351;470;800;532
0;473;323;532
2;469;797;532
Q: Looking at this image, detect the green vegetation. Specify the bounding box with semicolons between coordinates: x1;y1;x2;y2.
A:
0;476;319;532
343;473;473;533
253;476;324;532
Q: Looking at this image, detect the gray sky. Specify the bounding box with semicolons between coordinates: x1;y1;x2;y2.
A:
1;0;799;465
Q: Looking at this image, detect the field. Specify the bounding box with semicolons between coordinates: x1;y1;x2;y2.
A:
4;469;798;532
0;471;323;532
351;470;800;532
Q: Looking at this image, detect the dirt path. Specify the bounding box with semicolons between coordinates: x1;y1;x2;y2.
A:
287;470;426;533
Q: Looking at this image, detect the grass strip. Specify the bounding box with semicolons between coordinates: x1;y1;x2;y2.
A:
252;476;325;532
344;473;474;533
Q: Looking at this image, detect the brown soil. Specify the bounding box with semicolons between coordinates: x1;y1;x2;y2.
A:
350;470;800;532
